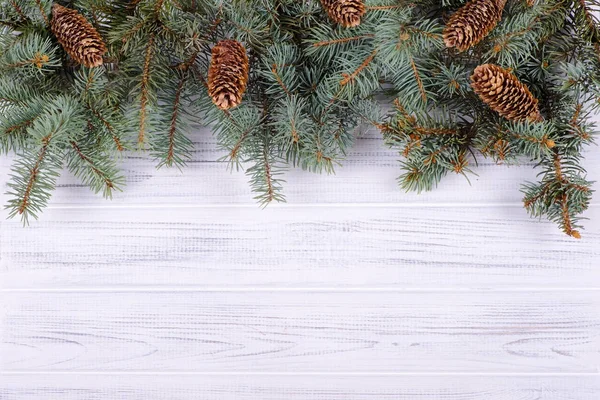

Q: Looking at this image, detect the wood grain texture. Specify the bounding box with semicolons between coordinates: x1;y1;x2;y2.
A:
2;375;600;400
2;291;599;372
1;121;600;398
1;128;598;207
1;206;598;289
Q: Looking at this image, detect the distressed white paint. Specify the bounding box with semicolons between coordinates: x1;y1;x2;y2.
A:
2;375;600;400
1;124;599;398
0;206;599;289
2;291;600;372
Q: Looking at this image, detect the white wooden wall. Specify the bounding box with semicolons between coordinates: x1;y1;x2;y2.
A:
1;125;599;399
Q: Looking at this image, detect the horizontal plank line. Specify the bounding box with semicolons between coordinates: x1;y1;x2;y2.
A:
8;202;600;211
2;371;599;377
3;287;600;293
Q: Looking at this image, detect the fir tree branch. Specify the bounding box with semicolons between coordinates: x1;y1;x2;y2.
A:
154;0;166;14
245;133;285;205
450;151;469;174
68;140;119;196
312;34;374;47
402;134;421;157
88;107;124;151
577;0;600;40
522;149;592;238
5;95;85;223
0;33;59;75
81;69;97;99
3;117;34;136
34;0;49;25
165;73;186;167
0;0;597;234
513;130;555;147
290;118;300;144
120;18;147;47
17;139;48;215
409;56;427;102
365;5;405;11
559;192;580;238
261;145;275;203
552;152;581;238
128;0;143;11
270;63;291;96
9;0;27;21
490;14;541;55
340;49;378;86
6;52;49;69
569;103;592;140
229;126;249;163
414;126;459;136
138;33;155;147
174;47;201;72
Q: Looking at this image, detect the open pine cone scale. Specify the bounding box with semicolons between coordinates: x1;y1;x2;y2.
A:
50;3;107;68
208;40;249;110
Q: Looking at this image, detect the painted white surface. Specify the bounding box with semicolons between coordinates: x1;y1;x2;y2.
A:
1;125;599;398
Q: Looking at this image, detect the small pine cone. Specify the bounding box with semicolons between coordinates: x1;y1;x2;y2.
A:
208;40;249;110
50;4;106;68
443;0;506;52
320;0;365;28
470;64;543;122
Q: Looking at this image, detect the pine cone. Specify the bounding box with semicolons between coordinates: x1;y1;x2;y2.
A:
443;0;506;52
208;40;249;110
320;0;365;28
470;64;543;122
50;4;106;68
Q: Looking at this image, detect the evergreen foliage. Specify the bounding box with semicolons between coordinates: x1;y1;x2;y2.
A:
0;0;598;237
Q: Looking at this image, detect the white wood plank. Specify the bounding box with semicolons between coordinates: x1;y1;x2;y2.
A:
2;374;600;400
1;206;598;289
1;291;599;372
1;129;598;206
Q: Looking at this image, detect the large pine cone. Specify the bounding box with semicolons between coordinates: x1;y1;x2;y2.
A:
443;0;506;52
471;63;542;122
320;0;365;28
50;4;106;68
208;40;249;110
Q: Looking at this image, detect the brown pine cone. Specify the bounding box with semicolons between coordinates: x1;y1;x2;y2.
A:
470;64;543;122
320;0;365;28
50;4;106;68
208;40;249;110
443;0;507;52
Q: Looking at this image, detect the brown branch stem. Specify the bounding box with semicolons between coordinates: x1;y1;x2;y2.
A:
312;34;374;47
166;74;187;165
340;49;378;86
70;141;114;189
138;34;155;147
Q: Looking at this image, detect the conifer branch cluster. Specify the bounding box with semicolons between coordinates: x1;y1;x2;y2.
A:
0;0;598;237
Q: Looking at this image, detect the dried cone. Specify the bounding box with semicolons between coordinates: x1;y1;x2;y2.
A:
320;0;365;28
50;4;106;68
470;64;543;122
208;40;249;110
443;0;507;52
